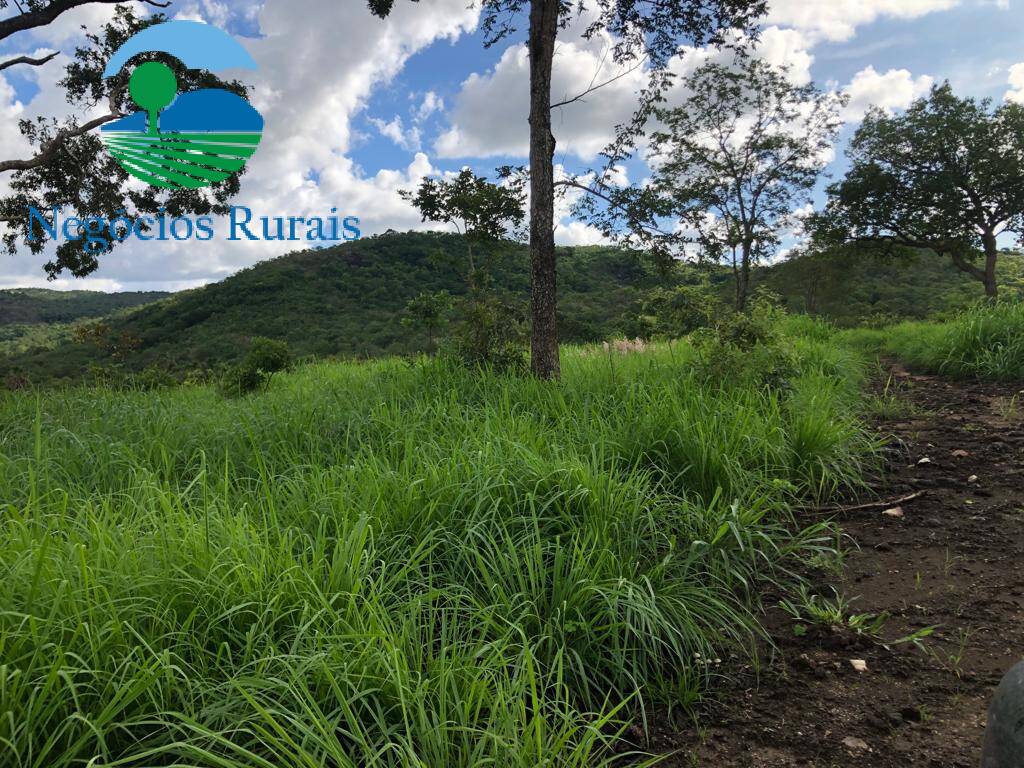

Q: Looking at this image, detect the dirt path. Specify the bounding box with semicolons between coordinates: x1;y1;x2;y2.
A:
657;367;1024;767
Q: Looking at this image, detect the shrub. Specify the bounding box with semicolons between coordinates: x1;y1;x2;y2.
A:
444;290;528;374
640;285;721;338
219;337;293;396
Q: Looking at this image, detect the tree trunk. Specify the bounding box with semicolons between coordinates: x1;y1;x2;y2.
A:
736;241;752;312
527;0;560;380
949;237;999;299
982;232;999;299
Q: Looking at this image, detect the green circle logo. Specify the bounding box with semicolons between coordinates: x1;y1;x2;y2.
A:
100;21;263;190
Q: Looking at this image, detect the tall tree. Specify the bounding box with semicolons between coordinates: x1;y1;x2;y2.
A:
0;2;248;279
646;60;844;310
367;0;767;378
813;83;1024;298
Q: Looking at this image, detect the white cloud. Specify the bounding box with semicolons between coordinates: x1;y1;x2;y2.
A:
1;0;479;289
766;0;960;43
841;65;934;121
416;91;444;121
436;25;814;162
371;115;422;150
174;1;231;26
1006;63;1024;104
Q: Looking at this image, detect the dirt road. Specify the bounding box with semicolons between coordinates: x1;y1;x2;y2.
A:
660;367;1024;767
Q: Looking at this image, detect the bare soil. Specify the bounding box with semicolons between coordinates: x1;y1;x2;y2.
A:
656;365;1024;767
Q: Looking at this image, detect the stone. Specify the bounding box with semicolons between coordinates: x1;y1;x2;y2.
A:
981;661;1024;767
842;736;870;751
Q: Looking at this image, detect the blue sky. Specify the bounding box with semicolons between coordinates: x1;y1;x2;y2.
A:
1;0;1023;290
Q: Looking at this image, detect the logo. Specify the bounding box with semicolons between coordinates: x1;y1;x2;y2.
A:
99;21;262;190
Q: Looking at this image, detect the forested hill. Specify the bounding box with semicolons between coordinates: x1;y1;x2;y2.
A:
0;232;674;381
2;231;1021;384
0;288;169;324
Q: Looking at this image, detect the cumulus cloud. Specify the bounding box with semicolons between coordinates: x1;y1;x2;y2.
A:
766;0;960;43
416;91;444;121
1005;63;1024;104
1;0;478;289
842;65;934;121
436;25;814;162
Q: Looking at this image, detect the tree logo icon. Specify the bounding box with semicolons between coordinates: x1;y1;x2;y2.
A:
99;21;263;189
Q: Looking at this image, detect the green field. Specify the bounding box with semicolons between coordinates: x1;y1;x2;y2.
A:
0;319;875;766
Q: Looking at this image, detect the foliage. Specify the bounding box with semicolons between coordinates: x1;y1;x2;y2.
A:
0;7;250;279
639;284;722;338
401;290;453;350
748;246;1024;325
0;287;168;324
0;327;873;766
0;233;683;384
646;59;844;309
219;336;293;397
401;168;526;276
844;300;1024;381
812;83;1024;297
443;290;529;374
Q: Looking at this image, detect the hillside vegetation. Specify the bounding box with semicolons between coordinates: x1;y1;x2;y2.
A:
0;319;874;766
0;233;677;382
0;287;169;325
2;232;1022;384
0;288;170;358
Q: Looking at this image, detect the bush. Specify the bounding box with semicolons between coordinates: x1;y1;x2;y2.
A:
444;290;528;374
640;285;721;338
219;337;293;396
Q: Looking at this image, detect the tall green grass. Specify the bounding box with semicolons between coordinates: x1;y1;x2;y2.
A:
843;300;1024;381
0;337;872;766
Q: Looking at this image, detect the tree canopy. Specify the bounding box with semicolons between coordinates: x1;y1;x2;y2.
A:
0;3;248;279
644;59;843;309
812;83;1024;298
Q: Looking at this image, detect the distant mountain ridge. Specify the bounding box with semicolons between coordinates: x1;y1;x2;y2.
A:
0;288;170;325
0;232;668;381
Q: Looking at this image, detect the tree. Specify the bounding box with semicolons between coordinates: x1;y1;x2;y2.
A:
403;168;529;370
400;167;526;290
647;60;844;310
401;289;453;351
813;83;1024;298
368;0;767;378
0;3;248;279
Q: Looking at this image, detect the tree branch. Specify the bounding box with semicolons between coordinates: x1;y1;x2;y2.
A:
0;51;59;71
550;56;646;110
554;177;672;237
0;112;119;174
0;0;170;44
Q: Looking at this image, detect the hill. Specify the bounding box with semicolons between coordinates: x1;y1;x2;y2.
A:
2;233;1021;385
0;287;169;325
746;249;1024;324
0;232;674;382
0;288;170;360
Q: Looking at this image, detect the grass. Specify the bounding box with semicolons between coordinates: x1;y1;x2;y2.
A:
843;300;1024;381
0;330;875;766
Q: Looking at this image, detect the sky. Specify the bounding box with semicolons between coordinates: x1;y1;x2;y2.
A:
0;0;1023;291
